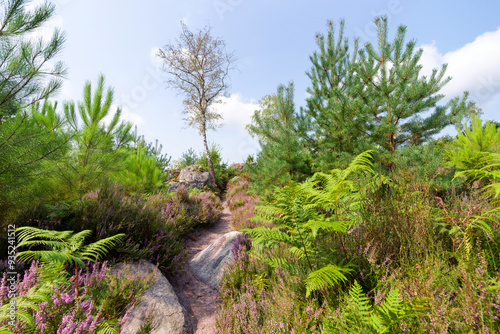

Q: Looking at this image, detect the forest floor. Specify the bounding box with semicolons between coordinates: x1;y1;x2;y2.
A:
168;196;233;334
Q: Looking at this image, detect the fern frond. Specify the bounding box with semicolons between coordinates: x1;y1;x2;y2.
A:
96;319;120;334
66;229;93;248
305;264;352;297
289;246;307;260
347;280;372;317
17;227;73;247
263;256;297;272
16;250;85;266
304;219;352;238
245;226;299;249
376;288;405;329
80;233;125;262
344;150;375;176
0;283;52;330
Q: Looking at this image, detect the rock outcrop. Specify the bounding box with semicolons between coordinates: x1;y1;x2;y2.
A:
168;165;214;191
118;260;192;334
189;231;243;290
229;163;246;174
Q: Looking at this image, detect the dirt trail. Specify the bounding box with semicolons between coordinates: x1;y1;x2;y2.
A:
168;197;233;334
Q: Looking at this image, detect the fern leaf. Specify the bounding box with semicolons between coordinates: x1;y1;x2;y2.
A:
66;229;93;248
80;233;125;262
245;226;299;249
96;319;120;334
288;246;307;260
263;256;296;271
376;288;405;329
305;264;352;297
304;219;352;238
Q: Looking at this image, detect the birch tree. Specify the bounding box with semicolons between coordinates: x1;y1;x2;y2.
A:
157;23;236;189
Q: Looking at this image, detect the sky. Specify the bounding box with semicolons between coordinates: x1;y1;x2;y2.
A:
34;0;500;164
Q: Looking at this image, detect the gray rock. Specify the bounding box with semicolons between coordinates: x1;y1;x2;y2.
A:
229;163;246;174
118;260;192;334
189;231;243;290
168;165;214;191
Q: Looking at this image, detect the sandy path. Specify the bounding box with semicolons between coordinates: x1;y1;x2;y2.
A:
168;197;232;334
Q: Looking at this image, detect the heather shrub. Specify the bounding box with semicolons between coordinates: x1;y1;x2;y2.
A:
347;250;500;332
351;179;439;268
65;184;184;270
192;191;223;225
7;184;222;274
226;176;260;230
216;242;324;333
0;261;151;333
150;186;223;228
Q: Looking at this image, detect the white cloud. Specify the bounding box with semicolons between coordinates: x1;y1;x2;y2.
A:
419;28;500;104
120;107;145;127
104;105;144;128
149;46;163;66
214;93;259;134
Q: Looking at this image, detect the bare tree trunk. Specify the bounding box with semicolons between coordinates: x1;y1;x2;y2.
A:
201;124;223;191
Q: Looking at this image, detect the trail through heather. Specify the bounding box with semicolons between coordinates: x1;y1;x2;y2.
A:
168;196;232;334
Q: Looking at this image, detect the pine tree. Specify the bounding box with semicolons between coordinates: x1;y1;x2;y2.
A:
248;83;310;191
0;0;66;120
0;101;68;220
47;75;133;199
300;20;369;170
302;17;478;169
0;0;67;218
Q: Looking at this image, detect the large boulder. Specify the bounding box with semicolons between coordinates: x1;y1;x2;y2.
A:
168;165;214;191
189;231;243;290
119;260;192;334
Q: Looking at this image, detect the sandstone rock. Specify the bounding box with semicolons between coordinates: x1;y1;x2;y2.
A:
168;165;214;191
189;231;243;290
118;260;192;334
229;163;246;174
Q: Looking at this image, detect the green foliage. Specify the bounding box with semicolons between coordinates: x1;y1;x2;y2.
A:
247;83;311;191
387;141;454;193
0;0;66;118
16;226;125;303
173;147;199;169
113;140;168;194
246;93;279;141
301;17;477;170
0;228;127;332
196;143;233;186
47;75;133;199
457;152;500;198
0;0;67;218
247;151;376;296
325;281;419;333
0;102;69;220
15;227;125;266
446;115;500;171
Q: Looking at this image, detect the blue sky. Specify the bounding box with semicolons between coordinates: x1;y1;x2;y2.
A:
38;0;500;163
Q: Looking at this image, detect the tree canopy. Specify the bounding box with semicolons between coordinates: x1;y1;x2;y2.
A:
301;17;478;169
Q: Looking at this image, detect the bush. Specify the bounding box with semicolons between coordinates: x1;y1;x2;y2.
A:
7;184;223;273
0;261;152;333
196;143;235;187
226;176;260;230
216;237;324;333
